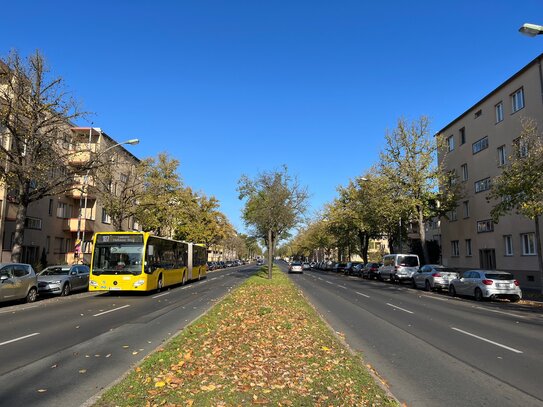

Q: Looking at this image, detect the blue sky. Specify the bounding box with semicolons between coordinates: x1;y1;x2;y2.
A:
2;1;542;233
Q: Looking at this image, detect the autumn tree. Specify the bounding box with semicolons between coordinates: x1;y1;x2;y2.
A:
137;152;187;237
238;166;308;278
0;50;91;261
380;116;458;263
488;117;543;293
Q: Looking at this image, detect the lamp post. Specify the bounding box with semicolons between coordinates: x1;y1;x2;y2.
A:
75;137;139;263
519;23;543;37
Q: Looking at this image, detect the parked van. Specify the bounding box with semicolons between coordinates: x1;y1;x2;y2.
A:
0;263;38;304
378;254;420;283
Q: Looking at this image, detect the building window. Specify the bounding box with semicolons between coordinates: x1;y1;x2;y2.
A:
459;127;466;145
463;201;470;218
504;235;513;256
448;170;457;187
461;164;468;181
521;233;536;255
474;109;482;118
120;173;128;183
449;208;458;221
451;240;460;257
514;137;529;158
474;177;491;193
477;219;494;233
472;136;489;154
102;208;111;224
495;102;504;123
24;217;42;230
55;237;65;254
511;88;525;113
57;202;72;219
447;135;455;152
465;239;472;256
497;145;506;166
48;199;53;216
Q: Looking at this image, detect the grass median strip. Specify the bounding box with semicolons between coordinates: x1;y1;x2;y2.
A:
94;266;397;406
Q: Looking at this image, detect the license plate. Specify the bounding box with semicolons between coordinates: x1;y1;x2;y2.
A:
497;283;509;288
109;287;121;291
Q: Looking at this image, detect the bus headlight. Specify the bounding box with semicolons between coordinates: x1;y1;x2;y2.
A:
133;279;145;288
89;280;99;287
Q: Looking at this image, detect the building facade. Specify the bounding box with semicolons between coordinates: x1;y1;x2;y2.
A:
437;53;543;289
0;127;141;268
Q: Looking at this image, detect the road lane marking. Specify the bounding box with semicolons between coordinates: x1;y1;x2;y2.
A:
451;327;523;354
386;303;414;314
326;281;333;285
421;295;450;302
337;285;347;289
356;291;370;298
152;292;171;298
93;305;131;317
0;332;40;347
208;277;217;281
474;306;528;319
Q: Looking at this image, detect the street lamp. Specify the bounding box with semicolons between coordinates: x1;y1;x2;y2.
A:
75;137;139;262
519;23;543;37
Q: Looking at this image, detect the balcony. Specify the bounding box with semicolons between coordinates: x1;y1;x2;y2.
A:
67;143;97;166
65;176;96;200
64;217;95;233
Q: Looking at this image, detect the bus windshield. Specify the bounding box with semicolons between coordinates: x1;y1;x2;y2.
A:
92;243;144;275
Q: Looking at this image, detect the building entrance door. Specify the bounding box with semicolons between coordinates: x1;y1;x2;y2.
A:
479;249;496;270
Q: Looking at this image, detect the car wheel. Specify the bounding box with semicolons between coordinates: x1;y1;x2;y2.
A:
61;283;71;296
425;280;432;292
474;288;484;301
449;285;456;297
26;287;37;303
510;296;520;303
411;278;417;289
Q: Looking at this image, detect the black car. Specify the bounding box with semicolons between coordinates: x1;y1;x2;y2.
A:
362;262;382;279
332;262;348;273
344;262;362;275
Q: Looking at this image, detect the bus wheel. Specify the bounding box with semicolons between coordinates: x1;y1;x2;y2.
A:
157;275;163;292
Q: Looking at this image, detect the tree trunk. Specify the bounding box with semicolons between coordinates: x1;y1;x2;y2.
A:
267;228;273;279
11;194;29;263
418;207;429;264
534;215;543;294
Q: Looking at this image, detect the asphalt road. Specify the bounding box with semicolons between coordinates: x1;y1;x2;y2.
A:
0;265;256;407
283;262;543;407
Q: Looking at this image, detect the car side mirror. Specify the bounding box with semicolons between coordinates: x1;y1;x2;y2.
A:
71;271;77;275
0;275;8;282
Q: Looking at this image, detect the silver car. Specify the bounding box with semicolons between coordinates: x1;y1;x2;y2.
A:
412;264;459;291
289;261;303;274
38;264;90;296
0;263;38;304
449;270;522;302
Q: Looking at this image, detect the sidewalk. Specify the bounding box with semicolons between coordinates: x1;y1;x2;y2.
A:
92;267;397;406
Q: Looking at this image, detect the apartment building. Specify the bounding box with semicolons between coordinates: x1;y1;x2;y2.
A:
437;53;543;289
0;127;141;267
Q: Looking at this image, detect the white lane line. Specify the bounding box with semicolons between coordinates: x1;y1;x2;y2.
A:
153;291;171;298
0;332;40;347
421;295;450;302
474;306;528;319
317;277;323;281
326;281;334;285
208;277;217;281
451;327;523;354
93;305;131;317
386;303;414;314
337;284;347;289
356;291;370;298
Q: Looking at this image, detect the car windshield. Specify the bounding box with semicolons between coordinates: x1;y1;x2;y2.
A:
92;243;144;275
292;262;302;266
399;256;419;267
485;273;515;280
40;267;70;275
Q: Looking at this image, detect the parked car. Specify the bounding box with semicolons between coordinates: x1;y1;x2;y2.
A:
38;264;90;296
344;262;362;275
302;262;311;271
361;262;382;279
332;262;348;273
449;270;522;302
289;261;303;274
412;264;459;291
351;263;365;277
378;254;420;283
0;263;38;304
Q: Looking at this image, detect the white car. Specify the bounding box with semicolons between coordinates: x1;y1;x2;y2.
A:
449;270;522;302
412;264;459;291
288;262;303;274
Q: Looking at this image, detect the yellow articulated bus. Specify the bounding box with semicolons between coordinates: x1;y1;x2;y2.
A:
89;232;207;292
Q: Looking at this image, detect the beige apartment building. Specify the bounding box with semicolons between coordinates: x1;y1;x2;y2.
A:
0;127;141;267
437;53;543;289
